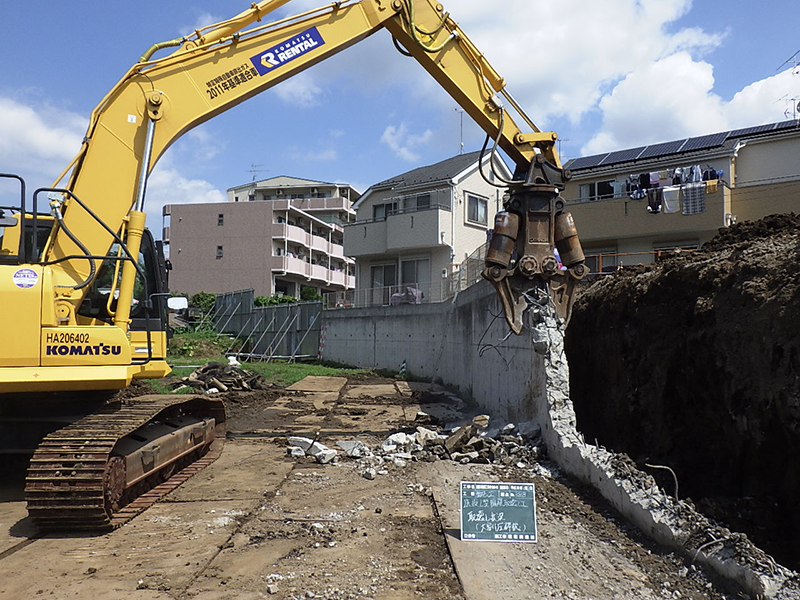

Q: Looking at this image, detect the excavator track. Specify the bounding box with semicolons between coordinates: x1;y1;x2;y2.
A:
24;394;226;531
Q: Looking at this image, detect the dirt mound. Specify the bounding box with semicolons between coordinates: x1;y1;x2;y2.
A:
565;214;800;570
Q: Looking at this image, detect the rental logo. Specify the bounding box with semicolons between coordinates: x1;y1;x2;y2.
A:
250;27;325;75
13;268;38;289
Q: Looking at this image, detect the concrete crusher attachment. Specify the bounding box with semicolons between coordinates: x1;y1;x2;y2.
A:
24;395;226;530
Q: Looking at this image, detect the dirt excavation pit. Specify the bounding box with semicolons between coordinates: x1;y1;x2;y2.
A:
565;214;800;573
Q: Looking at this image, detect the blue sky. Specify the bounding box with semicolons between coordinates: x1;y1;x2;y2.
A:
1;0;798;231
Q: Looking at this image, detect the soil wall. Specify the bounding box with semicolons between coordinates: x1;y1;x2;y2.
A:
565;214;800;569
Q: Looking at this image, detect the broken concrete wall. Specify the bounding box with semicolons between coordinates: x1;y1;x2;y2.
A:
321;281;543;422
535;308;799;599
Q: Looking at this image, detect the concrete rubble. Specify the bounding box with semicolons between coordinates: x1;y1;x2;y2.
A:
286;410;548;477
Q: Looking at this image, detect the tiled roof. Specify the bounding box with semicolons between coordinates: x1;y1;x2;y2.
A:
372;150;483;190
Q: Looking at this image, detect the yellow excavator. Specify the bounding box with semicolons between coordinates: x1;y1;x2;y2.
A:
0;0;584;530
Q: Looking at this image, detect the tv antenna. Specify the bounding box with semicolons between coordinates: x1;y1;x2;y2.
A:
247;163;267;181
557;137;571;159
777;49;800;75
453;108;464;154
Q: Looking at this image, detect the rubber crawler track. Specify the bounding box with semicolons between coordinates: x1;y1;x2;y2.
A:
24;394;226;531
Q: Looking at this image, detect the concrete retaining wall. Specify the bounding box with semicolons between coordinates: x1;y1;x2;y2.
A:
321;281;543;423
321;286;798;598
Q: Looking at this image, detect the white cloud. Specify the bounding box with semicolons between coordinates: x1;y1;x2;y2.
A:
381;123;434;162
261;0;750;156
272;72;324;108
0;95;225;239
185;128;224;162
582;52;728;154
0;97;84;182
726;69;800;125
146;161;226;234
583;57;799;155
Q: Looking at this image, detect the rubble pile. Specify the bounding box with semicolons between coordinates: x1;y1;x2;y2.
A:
286;414;546;477
174;361;268;394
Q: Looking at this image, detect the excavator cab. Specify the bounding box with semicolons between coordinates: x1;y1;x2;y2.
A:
0;174;172;392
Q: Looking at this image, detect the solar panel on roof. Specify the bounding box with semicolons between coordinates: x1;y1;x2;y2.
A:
681;132;728;152
637;139;688;159
727;124;773;138
567;155;608;170
773;119;798;131
599;147;647;165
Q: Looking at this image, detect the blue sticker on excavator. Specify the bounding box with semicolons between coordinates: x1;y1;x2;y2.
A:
250;27;325;75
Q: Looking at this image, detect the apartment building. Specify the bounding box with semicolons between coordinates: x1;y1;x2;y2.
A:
343;151;511;304
562;119;800;272
163;176;358;298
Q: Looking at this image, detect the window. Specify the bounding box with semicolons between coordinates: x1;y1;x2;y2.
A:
373;202;397;221
404;193;430;212
401;258;430;286
234;196;239;202
216;246;223;259
579;180;615;201
217;213;224;226
466;194;488;225
370;263;397;305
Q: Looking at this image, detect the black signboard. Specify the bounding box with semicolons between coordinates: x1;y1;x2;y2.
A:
460;481;537;542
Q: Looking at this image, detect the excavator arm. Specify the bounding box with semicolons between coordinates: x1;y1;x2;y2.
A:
47;0;584;335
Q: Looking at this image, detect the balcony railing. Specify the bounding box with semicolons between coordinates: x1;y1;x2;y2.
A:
323;281;449;309
348;203;452;226
272;256;354;288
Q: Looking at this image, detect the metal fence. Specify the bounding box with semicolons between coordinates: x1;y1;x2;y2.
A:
214;290;322;361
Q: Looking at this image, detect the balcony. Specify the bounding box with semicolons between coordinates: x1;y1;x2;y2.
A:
272;256;354;289
273;223;307;245
344;204;450;257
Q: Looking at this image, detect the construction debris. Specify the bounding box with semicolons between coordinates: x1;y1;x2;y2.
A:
173;361;268;394
286;417;545;476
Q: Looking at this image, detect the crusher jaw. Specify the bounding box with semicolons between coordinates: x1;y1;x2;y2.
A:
482;156;587;334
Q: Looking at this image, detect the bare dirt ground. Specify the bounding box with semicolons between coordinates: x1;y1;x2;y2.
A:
566;214;800;571
0;375;747;599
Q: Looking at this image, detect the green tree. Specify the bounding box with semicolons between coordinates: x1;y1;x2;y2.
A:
300;286;322;302
190;291;215;313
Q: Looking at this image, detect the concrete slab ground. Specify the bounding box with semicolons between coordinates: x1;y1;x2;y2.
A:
286;376;347;393
0;375;748;600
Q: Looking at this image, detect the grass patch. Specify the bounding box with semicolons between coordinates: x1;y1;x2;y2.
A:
244;360;366;387
164;332;367;389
